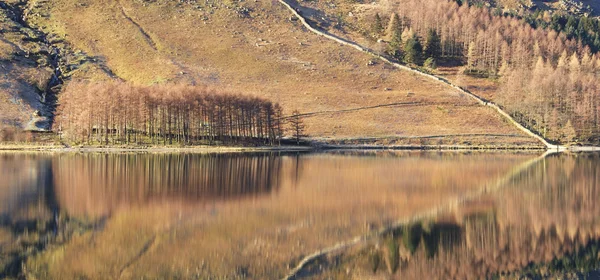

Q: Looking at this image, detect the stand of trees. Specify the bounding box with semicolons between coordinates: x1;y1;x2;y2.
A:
383;0;581;74
499;53;600;142
526;11;600;53
55;82;286;145
373;0;600;143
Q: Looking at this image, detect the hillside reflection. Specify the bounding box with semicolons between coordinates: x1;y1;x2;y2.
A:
5;151;600;279
0;153;57;229
330;153;600;279
0;153;57;277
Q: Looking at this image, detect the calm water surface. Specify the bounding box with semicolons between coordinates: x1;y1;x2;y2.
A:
0;151;599;279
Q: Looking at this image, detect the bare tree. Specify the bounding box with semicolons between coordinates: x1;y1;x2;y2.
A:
386;0;600;143
288;109;306;145
55;82;284;146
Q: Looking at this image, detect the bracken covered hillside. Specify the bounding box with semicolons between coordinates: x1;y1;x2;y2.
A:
0;0;541;146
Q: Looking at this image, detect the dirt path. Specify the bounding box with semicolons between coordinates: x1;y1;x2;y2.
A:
119;2;158;51
312;133;531;141
280;101;436;120
277;0;562;151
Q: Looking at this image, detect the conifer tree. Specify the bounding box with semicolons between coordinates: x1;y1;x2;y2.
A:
372;13;384;38
424;29;442;60
403;35;423;65
387;13;403;60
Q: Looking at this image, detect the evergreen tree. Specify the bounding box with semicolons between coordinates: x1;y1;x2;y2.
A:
372;13;384;37
467;41;478;70
424;29;442;60
403;35;423;65
387;14;403;59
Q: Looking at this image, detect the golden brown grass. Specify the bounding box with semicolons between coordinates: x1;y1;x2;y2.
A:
15;0;542;146
436;66;501;101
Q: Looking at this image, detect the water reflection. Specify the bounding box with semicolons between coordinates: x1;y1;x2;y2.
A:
318;153;600;279
52;153;285;218
1;151;598;279
0;153;56;221
0;153;57;277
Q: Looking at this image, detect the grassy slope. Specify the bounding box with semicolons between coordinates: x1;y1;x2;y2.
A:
15;0;540;146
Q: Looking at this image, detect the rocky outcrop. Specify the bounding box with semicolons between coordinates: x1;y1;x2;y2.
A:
0;1;55;131
0;1;118;131
559;0;594;16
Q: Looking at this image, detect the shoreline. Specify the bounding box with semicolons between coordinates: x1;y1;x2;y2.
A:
0;143;551;153
1;141;598;153
0;145;313;153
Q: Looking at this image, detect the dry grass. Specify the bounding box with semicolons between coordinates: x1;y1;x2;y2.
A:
11;0;542;146
436;66;501;101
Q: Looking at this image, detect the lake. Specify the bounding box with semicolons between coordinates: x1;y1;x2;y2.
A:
0;151;599;279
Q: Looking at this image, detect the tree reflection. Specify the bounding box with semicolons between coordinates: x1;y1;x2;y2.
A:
52;153;285;218
3;152;600;279
353;153;600;279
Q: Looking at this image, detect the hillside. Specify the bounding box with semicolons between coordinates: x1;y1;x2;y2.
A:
496;0;599;17
0;0;115;134
293;0;600;145
0;2;54;132
0;0;544;147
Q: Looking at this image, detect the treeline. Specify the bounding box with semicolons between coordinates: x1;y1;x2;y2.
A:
373;0;600;143
378;0;583;74
452;0;600;53
359;154;600;278
526;11;600;53
499;52;600;142
55;82;286;145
